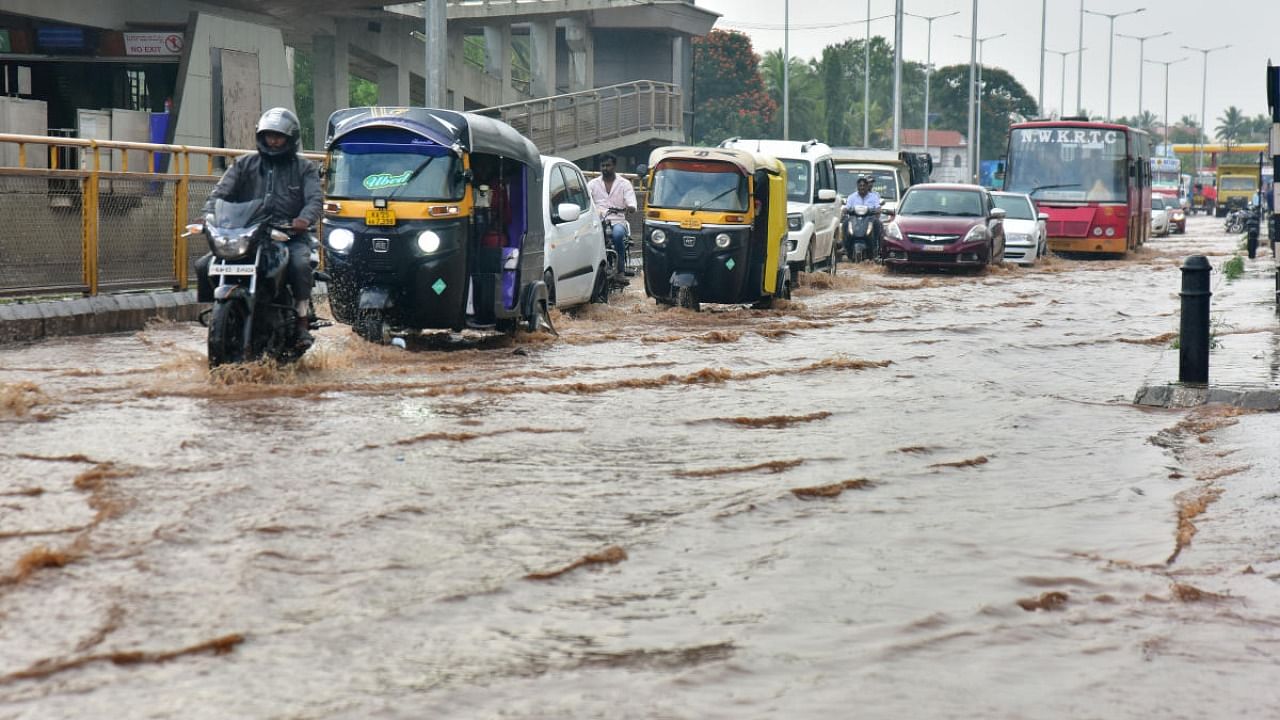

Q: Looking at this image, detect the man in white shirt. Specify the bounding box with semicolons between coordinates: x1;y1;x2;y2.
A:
586;154;638;276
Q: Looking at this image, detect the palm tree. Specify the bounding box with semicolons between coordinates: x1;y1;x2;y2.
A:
760;49;823;140
1178;114;1203;144
1214;105;1248;149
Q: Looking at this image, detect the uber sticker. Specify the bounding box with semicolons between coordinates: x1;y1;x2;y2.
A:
363;171;413;190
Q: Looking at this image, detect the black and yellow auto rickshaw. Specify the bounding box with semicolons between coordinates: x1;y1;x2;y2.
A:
641;147;790;311
321;107;549;342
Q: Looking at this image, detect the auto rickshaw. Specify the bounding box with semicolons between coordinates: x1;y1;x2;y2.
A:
641;146;790;311
321;107;549;342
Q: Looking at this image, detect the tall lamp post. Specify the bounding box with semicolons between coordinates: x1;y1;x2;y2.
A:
860;3;894;146
1144;56;1187;146
783;0;790;140
1046;47;1085;118
1116;30;1170;121
1181;43;1230;177
1082;6;1145;121
905;10;958;158
955;31;1004;178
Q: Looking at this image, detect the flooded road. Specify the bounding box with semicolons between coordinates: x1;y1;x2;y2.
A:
2;215;1278;719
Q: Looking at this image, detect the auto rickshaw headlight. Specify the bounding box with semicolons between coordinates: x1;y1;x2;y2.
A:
651;228;668;246
416;230;442;253
714;233;732;249
326;227;355;253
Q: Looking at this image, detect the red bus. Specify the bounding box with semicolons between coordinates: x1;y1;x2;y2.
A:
1003;120;1151;255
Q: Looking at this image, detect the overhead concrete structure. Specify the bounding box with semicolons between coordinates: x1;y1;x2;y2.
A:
0;0;716;160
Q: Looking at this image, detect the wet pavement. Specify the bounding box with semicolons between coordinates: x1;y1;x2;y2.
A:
1;215;1278;719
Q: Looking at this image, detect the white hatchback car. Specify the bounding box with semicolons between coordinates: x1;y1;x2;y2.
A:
719;138;841;280
1149;195;1171;237
990;191;1048;265
541;156;611;309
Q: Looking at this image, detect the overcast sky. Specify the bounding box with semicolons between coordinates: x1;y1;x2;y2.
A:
695;0;1274;130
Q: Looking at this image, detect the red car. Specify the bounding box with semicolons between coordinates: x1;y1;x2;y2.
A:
881;183;1006;270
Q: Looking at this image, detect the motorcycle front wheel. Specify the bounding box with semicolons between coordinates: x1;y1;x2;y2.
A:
208;301;248;368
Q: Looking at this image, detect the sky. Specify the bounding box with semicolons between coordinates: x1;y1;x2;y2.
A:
695;0;1275;131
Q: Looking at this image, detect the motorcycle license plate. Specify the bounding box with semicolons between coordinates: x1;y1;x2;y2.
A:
365;208;396;226
210;263;256;275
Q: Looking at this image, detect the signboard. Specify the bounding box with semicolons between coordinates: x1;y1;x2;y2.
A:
36;26;86;51
123;32;184;57
0;29;11;53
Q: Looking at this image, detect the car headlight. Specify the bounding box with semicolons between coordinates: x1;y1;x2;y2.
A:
416;230;441;253
714;233;732;249
884;221;902;241
326;227;354;253
963;225;990;243
209;228;253;259
650;228;667;246
1006;232;1029;243
787;213;803;231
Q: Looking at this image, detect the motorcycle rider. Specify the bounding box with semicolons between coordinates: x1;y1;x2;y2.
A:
586;154;638;276
198;107;322;348
843;174;883;256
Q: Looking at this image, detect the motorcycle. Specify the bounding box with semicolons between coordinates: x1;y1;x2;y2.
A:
842;203;878;262
601;206;635;293
1224;208;1247;234
187;198;323;368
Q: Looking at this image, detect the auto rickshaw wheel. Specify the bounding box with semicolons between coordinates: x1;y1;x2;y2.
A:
676;286;700;312
355;308;387;344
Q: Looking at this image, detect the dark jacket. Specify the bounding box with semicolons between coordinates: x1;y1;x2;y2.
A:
202;152;322;228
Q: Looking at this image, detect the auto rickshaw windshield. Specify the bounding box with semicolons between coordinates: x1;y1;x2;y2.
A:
649;160;749;212
326;140;465;202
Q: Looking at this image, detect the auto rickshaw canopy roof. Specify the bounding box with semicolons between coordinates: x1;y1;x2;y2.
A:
325;107;540;168
648;146;784;178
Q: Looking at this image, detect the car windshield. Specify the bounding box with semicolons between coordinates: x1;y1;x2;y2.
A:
326;140;464;201
835;167;898;200
899;188;983;217
1005;126;1128;203
780;159;812;203
992;194;1035;220
1151;196;1166;210
648;160;749;212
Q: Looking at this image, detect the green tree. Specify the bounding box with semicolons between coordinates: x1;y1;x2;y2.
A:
691;30;777;144
1214;105;1247;148
929;63;1037;164
811;36;929;148
760;49;824;141
1169;114;1203;144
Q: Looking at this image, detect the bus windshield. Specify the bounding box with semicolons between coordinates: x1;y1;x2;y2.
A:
648;160;749;211
1005;127;1129;203
326;141;464;202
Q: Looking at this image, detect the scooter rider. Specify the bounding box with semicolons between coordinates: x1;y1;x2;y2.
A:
198;107;322;347
586;154;638;276
844;174;883;255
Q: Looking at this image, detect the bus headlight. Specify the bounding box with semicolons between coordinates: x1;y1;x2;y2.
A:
651;228;668;246
714;233;732;249
416;230;442;253
326;227;355;253
1104;227;1116;237
1093;227;1104;236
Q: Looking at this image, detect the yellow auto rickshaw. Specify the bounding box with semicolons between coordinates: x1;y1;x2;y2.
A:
641;147;790;311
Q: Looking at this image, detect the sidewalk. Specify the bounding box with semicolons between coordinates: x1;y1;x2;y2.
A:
1135;251;1280;409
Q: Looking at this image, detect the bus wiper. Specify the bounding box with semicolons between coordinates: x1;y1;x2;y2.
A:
1029;183;1080;196
385;155;439;201
690;186;739;215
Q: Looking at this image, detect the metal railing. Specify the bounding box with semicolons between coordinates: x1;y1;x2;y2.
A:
0;132;323;298
476;80;682;157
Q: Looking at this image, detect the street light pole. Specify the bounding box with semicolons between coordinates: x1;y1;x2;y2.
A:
966;0;978;182
783;0;790;140
956;31;1004;178
865;0;872;146
1181;43;1230;177
1116;30;1170;121
892;0;904;151
1038;0;1047;112
1082;6;1145;121
904;10;958;154
1076;0;1084;115
1049;47;1080;116
1144;56;1188;146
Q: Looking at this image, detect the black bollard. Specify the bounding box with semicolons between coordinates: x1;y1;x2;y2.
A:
1179;255;1212;384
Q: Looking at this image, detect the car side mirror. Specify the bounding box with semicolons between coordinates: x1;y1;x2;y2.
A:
816;188;837;202
990;207;1007;221
556;202;581;223
1037;212;1049;221
881;202;897;217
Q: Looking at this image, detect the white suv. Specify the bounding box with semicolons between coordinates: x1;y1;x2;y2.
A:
720;138;841;280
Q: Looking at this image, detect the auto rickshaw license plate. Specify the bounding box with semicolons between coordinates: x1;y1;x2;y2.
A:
365;208;396;226
679;218;703;230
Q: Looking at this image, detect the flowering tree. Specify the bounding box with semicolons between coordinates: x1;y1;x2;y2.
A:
691;30;777;145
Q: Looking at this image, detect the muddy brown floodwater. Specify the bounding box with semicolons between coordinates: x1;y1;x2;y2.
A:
2;215;1278;719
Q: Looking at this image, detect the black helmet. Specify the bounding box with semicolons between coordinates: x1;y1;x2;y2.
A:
255;107;301;158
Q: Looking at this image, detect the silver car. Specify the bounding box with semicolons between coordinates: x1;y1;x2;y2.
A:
990;191;1048;265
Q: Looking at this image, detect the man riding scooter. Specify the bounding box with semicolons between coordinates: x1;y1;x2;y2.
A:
842;174;882;261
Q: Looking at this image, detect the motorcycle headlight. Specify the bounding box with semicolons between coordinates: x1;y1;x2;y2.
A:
884;221;902;241
416;230;442;254
326;227;355;253
209;228;253;259
787;213;803;232
651;228;667;246
714;233;732;249
963;225;990;243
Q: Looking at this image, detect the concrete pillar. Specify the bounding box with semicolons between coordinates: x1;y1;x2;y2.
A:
312;32;349;147
529;19;557;99
377;63;411;106
564;18;593;93
446;29;464;109
484;24;516;104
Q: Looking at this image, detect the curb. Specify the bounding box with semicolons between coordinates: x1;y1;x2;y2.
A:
1134;384;1280;411
0;292;204;344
